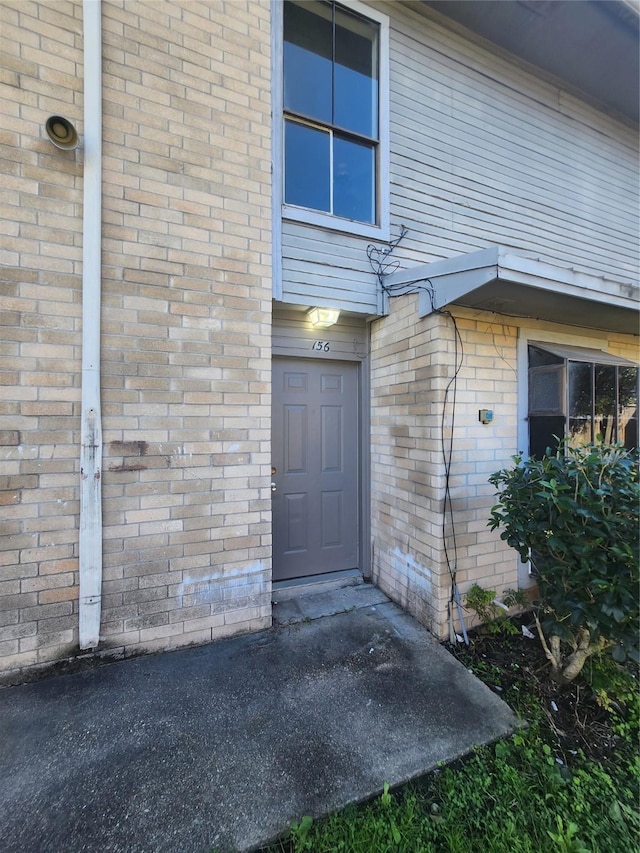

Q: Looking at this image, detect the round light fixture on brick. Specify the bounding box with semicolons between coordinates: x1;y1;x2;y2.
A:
45;115;78;150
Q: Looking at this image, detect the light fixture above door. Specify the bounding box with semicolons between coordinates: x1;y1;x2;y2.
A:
307;307;341;329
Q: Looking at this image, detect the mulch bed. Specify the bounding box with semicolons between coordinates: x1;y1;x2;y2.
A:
445;615;632;765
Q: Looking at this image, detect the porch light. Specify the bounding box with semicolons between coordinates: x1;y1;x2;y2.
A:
45;115;79;149
307;307;340;328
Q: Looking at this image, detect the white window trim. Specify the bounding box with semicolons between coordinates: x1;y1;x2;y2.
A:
272;0;285;299
273;0;390;257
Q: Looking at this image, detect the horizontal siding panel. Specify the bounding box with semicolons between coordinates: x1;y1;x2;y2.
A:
282;230;374;269
557;89;637;144
283;258;373;286
386;3;638;281
272;307;369;362
389;38;637;198
284;259;375;293
281;221;381;313
391;2;637;152
391;86;637;214
392;152;635;245
391;163;638;261
281;283;378;314
391;93;637;211
388;165;636;279
387;203;638;285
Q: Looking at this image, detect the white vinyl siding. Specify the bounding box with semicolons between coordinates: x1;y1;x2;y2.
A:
282;222;378;313
272;305;368;360
279;1;638;315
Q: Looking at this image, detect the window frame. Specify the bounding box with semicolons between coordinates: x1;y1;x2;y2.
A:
274;0;390;241
522;338;639;456
516;332;638;586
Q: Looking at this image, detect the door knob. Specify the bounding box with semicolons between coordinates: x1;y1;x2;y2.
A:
271;482;277;493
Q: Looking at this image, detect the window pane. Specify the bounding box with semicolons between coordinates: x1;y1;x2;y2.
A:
334;8;378;137
284;120;330;212
619;366;638;450
528;345;563;368
595;364;616;443
284;0;332;124
333;135;375;223
528;365;564;415
529;416;565;459
568;361;592;445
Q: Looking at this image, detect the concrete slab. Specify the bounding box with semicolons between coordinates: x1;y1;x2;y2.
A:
0;595;518;853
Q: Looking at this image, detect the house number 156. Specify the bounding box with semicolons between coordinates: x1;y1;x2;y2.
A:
311;341;330;352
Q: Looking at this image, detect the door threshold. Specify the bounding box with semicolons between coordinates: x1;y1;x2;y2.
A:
272;571;387;626
272;569;363;602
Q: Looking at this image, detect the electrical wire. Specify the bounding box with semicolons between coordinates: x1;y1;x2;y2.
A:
368;230;468;642
439;308;463;588
437;309;468;643
366;225;408;284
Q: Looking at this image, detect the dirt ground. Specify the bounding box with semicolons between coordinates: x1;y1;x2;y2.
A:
445;614;634;765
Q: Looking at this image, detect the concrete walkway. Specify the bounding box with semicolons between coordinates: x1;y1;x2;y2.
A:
0;583;517;853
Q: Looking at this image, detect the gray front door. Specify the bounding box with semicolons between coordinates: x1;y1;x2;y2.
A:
272;357;359;581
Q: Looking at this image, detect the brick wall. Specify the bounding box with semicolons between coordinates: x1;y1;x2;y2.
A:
370;295;520;639
0;0;272;679
1;0;84;674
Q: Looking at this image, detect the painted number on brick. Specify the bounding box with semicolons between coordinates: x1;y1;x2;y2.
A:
311;341;330;352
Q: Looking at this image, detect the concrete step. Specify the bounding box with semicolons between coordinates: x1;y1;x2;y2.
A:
272;576;389;625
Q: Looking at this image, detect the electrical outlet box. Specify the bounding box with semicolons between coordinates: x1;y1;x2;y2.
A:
479;409;493;424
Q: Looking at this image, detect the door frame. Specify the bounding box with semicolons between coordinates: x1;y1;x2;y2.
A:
271;308;371;580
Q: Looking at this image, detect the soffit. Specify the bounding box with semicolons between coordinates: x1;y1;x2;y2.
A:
420;0;640;124
382;246;640;336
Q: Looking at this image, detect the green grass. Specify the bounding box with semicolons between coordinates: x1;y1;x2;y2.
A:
260;652;639;853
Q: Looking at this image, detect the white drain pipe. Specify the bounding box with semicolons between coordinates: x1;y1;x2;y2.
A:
79;0;103;649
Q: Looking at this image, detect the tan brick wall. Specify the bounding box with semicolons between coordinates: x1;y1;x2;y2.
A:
0;0;272;678
0;0;84;674
371;298;639;640
370;296;520;639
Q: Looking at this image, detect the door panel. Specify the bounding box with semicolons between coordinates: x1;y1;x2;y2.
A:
286;493;307;546
272;358;359;581
284;405;307;473
321;406;342;471
321;491;342;547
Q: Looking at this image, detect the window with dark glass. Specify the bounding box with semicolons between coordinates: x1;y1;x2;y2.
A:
527;343;639;457
283;0;379;225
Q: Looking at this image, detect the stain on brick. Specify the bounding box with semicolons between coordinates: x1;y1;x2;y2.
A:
110;441;148;456
108;440;149;472
0;431;20;446
0;475;38;490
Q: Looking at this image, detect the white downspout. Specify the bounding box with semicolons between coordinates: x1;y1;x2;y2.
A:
79;0;103;649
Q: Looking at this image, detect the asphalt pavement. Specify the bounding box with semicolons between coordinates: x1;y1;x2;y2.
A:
0;583;518;852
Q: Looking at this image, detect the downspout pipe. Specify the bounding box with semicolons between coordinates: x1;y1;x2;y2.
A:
79;0;103;649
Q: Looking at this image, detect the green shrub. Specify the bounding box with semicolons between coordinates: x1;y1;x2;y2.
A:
464;583;528;635
488;442;639;683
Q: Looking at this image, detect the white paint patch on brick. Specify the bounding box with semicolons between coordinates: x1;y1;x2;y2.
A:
393;548;432;582
177;562;267;609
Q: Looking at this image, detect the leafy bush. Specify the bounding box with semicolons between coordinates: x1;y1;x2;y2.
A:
464;583;528;635
488;442;639;683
